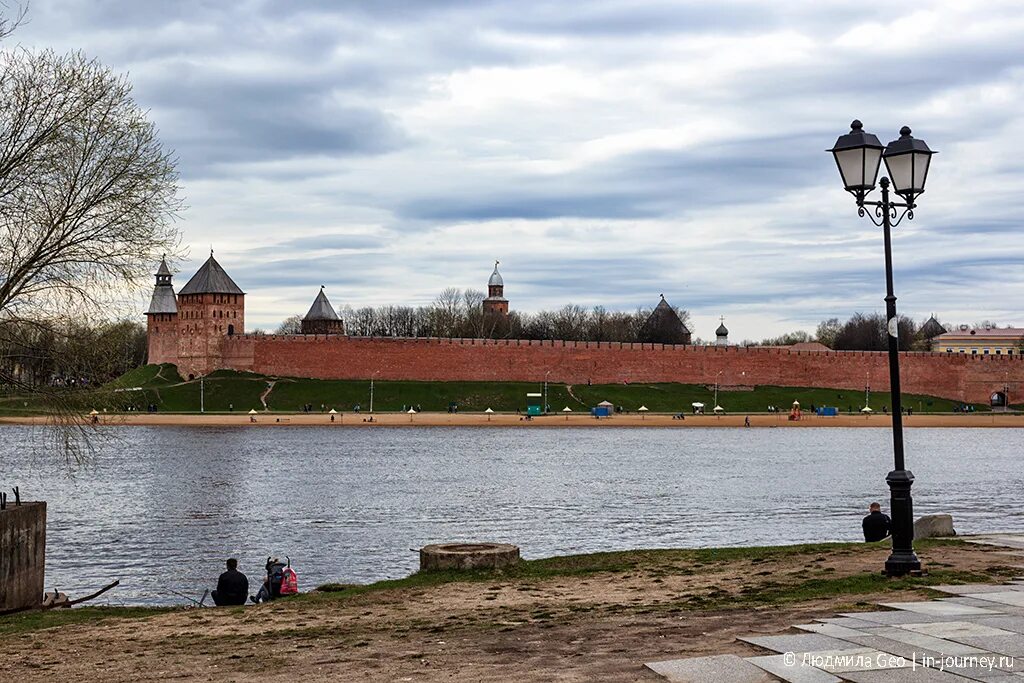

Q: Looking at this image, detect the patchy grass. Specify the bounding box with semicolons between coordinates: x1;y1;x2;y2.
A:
305;538;978;605
0;606;175;637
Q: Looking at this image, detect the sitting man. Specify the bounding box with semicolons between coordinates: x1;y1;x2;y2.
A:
862;502;892;542
212;558;248;606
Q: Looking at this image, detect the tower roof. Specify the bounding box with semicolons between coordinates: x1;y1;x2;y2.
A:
488;261;503;287
638;295;690;344
146;256;177;315
303;286;340;321
716;317;729;337
146;286;178;314
919;315;947;339
178;253;244;295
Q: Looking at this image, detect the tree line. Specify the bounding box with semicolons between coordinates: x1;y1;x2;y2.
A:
748;313;1018;352
274;287;694;343
0;320;147;390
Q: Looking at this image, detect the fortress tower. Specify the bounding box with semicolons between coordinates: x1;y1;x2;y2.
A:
482;261;508;315
301;286;345;335
638;295;691;345
174;251;245;378
145;256;179;364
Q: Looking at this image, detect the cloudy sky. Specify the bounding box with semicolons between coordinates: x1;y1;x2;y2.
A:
12;0;1024;339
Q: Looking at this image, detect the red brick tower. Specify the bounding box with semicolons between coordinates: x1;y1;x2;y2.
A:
174;251;245;378
301;286;345;335
145;256;178;364
482;261;508;315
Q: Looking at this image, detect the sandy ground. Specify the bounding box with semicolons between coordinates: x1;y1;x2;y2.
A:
1;542;1019;682
1;412;1021;428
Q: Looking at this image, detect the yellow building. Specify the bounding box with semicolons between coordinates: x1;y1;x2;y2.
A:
931;326;1024;356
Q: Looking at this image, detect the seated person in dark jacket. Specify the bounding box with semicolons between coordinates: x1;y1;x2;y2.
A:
862;502;892;542
212;558;249;606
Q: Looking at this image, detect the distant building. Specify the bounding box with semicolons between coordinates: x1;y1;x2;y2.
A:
919;315;947;341
638;295;691;345
715;317;729;346
931;325;1023;356
301;286;345;335
482;261;509;315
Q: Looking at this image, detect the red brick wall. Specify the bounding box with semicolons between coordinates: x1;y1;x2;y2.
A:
145;313;178;365
213;335;1024;404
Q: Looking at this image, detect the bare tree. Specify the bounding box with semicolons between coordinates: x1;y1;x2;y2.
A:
0;3;27;42
275;315;302;335
0;50;181;316
0;46;182;457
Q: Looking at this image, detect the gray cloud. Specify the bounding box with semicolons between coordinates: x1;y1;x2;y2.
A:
10;0;1024;338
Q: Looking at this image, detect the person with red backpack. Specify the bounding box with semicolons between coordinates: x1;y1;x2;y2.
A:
250;556;299;603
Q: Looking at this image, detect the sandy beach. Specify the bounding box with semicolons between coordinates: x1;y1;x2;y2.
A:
1;411;1020;428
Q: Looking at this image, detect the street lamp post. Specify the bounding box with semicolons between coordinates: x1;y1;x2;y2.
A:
544;371;551;415
829;120;935;577
370;370;380;413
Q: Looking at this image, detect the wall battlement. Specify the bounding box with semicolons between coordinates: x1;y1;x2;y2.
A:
202;333;1023;404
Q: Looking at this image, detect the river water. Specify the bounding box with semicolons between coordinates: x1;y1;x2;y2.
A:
1;426;1021;605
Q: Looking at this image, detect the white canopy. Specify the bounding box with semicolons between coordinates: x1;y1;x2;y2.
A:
248;409;258;414
597;400;613;407
638;406;649;412
713;405;724;413
484;408;494;413
792;400;801;406
861;406;874;413
562;406;573;412
691;402;705;408
88;409;99;415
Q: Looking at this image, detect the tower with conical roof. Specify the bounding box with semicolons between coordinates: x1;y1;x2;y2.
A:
145;256;179;365
638;295;691;345
174;251;245;378
715;317;729;346
301;286;345;335
483;261;509;315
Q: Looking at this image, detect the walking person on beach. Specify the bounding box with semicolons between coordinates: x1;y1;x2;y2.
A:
212;558;248;606
862;502;891;542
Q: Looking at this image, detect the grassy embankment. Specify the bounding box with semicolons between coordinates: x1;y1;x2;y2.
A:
0;538;1014;639
0;363;988;415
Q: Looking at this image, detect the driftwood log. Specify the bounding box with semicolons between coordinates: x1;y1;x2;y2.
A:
0;580;120;616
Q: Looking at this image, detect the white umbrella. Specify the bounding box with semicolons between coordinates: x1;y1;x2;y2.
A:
485;407;494;421
328;408;337;414
88;409;99;415
861;406;874;413
713;405;724;413
408;406;416;422
563;406;572;421
691;402;704;408
792;400;801;406
638;405;649;420
484;407;494;413
248;409;258;414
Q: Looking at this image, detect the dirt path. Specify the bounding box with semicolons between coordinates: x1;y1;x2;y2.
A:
259;380;277;409
1;542;1017;682
564;384;587;407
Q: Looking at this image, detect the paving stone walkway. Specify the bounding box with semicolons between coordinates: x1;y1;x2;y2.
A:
646;535;1024;682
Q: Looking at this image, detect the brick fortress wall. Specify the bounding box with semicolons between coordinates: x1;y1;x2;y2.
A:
211;334;1022;404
